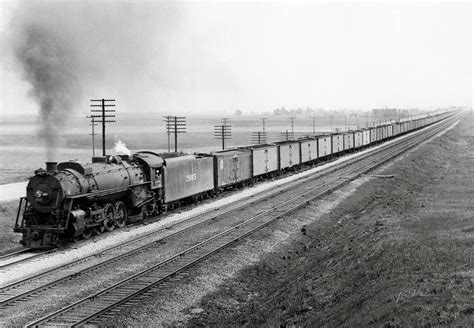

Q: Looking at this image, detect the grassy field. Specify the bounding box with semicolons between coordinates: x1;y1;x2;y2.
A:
0;114;360;185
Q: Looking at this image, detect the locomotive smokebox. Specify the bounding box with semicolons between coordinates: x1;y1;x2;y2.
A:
46;162;58;173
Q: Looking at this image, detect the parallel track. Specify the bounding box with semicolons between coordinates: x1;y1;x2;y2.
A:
24;115;459;327
0;117;436;306
0;249;45;270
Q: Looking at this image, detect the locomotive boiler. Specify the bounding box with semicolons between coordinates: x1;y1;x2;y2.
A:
14;153;164;248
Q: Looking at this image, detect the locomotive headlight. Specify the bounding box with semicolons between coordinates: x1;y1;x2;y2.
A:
35;190;48;198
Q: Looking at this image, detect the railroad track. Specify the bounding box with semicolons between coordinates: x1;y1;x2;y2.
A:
0;249;46;270
0;119;420;303
0;131;387;307
23;115;459;327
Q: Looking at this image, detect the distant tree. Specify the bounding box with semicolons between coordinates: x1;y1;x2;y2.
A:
274;107;290;115
234;109;242;116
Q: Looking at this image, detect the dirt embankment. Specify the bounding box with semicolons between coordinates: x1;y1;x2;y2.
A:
0;200;21;251
187;115;473;327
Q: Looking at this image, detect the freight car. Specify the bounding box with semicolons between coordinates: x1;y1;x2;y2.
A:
14;110;456;248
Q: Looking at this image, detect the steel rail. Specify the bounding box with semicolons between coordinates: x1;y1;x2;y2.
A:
0;249;45;270
25;115;459;327
0;248;31;261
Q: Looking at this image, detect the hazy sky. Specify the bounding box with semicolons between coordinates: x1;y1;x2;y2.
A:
0;0;472;118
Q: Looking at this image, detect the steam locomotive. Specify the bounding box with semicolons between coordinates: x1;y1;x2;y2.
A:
14;110;456;248
15;152;165;248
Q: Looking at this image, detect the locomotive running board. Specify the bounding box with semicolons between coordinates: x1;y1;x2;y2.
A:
67;182;150;199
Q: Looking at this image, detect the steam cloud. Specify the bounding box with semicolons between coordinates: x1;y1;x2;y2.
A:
8;1;179;160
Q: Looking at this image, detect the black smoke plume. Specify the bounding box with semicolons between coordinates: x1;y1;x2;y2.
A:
8;1;179;161
13;22;80;160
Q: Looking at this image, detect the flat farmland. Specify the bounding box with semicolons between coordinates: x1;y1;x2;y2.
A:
0;114;352;184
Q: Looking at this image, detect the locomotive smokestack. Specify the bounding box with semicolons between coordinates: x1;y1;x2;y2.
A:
46;162;58;173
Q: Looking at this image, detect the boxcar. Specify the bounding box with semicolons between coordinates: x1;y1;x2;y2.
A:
211;149;252;189
317;135;332;158
243;144;279;177
387;124;393;138
393;123;401;136
362;129;370;146
276;140;301;170
331;133;344;154
163;155;214;203
343;132;354;151
299;138;318;164
376;126;385;141
401;122;409;133
369;127;377;143
354;131;363;148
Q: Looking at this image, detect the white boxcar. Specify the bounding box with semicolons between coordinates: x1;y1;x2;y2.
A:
393;123;401;136
276;141;301;170
243;144;279;177
387;124;394;138
299;138;318;164
317;135;332;158
354;131;363;148
369;127;377;143
343;132;354;151
331;133;344;154
362;129;371;146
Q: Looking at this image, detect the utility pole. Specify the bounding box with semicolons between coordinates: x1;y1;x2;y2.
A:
280;130;293;141
312;117;316;135
214;118;231;150
90;99;115;157
261;117;267;133
86;115;98;157
252;117;268;144
289;116;295;135
251;131;267;144
163;116;186;152
330;116;333;133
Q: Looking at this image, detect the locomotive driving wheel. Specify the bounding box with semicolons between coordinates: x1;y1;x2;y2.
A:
103;203;115;232
114;201;127;228
82;228;93;239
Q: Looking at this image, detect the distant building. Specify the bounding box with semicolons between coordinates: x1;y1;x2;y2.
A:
371;108;411;122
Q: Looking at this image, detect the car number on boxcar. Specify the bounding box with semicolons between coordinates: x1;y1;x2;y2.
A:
185;173;197;182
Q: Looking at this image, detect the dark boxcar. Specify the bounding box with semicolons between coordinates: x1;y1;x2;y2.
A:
317;135;332;158
299;138;318;164
243;144;279;177
163;155;214;203
343;132;354;151
331;133;344;154
212;149;252;189
276;140;301;170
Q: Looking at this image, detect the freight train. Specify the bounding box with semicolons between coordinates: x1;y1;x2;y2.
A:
14;110;456;248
